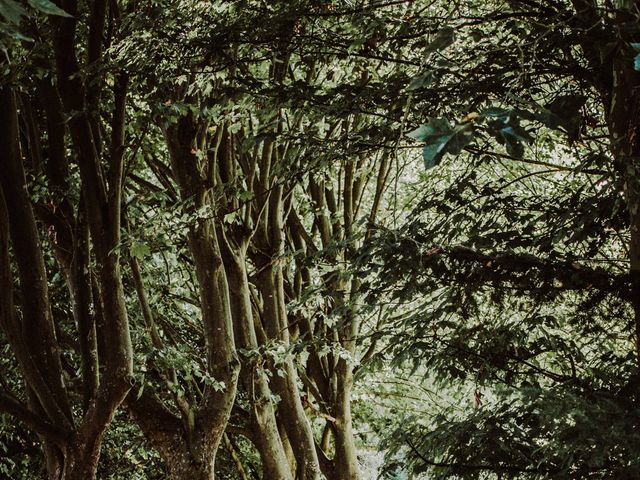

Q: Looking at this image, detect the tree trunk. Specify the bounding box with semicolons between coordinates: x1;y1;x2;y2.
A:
607;36;640;363
222;242;293;480
129;389;220;480
138;115;241;478
38;434;105;480
255;262;322;480
162;433;217;480
60;442;101;480
333;362;360;480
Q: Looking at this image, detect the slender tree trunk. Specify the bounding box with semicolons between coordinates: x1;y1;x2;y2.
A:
222;242;293;480
333;363;359;480
331;282;361;480
255;260;322;480
0;86;73;430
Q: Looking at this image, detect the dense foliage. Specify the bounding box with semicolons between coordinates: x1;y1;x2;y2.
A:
1;0;640;479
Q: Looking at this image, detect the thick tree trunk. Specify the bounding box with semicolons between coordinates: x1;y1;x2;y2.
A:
607;41;640;363
162;433;217;480
129;379;235;480
60;441;102;480
129;389;220;480
39;434;104;480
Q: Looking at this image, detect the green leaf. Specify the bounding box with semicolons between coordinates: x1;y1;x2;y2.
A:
482;107;513;119
407;125;431;142
635;53;640;71
484;108;532;158
0;0;26;25
0;21;33;41
422;134;454;169
425;27;455;54
536;94;585;141
406;72;434;91
501;128;526;158
223;211;240;224
26;0;72;17
407;118;451;142
408;118;473;169
470;28;483;42
500;125;529;143
131;241;150;259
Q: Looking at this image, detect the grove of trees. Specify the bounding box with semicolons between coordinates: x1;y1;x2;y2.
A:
1;0;639;479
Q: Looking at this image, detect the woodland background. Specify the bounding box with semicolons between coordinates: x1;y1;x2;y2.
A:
1;0;639;479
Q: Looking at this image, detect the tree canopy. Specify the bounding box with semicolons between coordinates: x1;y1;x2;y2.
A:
1;0;640;479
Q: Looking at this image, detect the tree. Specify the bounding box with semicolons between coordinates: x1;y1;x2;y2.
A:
0;0;133;477
367;0;640;478
117;2;417;478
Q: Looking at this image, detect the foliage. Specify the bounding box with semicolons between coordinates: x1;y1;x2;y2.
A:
363;1;640;479
2;0;640;479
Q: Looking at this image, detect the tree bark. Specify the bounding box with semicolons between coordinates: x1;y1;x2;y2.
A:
131;114;242;478
333;362;359;480
253;178;322;480
222;238;293;480
129;390;219;480
603;11;640;364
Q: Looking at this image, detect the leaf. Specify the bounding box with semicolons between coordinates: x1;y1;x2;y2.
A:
406;72;434;91
422;134;453;169
407;118;451;142
407;125;431;141
501;125;529;143
0;21;33;41
135;382;145;400
462;112;479;123
238;190;253;202
635;53;640;71
131;241;150;259
27;0;72;17
483;107;512;119
408;118;474;169
501;129;526;158
537;94;585;142
224;211;242;224
425;27;455;54
0;0;26;25
470;28;483;42
484;108;532;158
